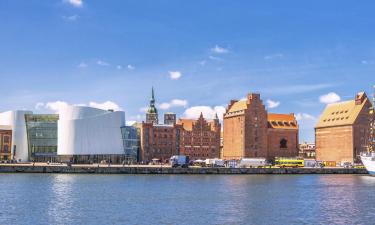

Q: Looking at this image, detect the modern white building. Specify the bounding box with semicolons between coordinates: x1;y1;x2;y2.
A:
0;110;32;162
0;106;139;163
58;106;126;162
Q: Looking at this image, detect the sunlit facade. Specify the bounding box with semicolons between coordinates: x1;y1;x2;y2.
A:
0;106;137;163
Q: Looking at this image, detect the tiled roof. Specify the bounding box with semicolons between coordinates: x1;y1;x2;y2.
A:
177;118;217;131
267;113;298;130
177;119;195;131
227;100;247;113
315;97;369;128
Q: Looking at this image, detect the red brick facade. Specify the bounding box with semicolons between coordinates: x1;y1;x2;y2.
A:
223;93;299;160
138;122;182;163
178;113;221;160
0;129;12;160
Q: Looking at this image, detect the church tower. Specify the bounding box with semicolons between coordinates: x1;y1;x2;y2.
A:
146;87;159;124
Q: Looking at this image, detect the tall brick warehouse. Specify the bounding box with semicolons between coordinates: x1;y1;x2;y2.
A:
315;92;372;164
223;93;299;160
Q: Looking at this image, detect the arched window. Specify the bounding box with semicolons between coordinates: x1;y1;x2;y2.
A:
280;138;288;149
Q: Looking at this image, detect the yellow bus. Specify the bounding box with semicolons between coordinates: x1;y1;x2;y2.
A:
275;157;304;168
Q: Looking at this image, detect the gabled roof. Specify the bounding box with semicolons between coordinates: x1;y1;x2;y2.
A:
267;113;298;130
315;93;369;128
177;119;195;131
227;100;247;113
177;118;217;131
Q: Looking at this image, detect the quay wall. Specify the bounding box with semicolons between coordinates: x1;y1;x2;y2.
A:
0;165;369;174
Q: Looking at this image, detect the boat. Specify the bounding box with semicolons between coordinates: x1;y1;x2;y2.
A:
360;152;375;175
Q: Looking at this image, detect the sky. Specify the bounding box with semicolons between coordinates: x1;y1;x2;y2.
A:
1;0;375;142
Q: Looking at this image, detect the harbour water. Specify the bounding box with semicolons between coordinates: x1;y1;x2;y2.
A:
0;174;374;225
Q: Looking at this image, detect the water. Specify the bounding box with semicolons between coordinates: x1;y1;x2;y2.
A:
0;174;374;225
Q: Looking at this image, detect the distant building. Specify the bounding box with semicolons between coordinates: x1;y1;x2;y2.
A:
121;125;140;163
0;128;12;161
223;93;299;160
315;92;372;164
25;114;59;162
139;88;221;162
177;113;221;160
146;87;159;125
164;112;176;125
139;88;182;162
299;142;316;159
0;106;130;163
267;113;299;159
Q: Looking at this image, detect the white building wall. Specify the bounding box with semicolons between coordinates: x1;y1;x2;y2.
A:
0;110;32;162
57;106;125;155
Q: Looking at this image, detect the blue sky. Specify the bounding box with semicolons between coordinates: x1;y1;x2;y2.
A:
1;0;375;142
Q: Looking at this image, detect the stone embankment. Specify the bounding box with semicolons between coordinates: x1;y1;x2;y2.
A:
0;164;369;174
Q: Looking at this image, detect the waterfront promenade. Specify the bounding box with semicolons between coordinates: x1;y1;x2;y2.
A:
0;163;368;174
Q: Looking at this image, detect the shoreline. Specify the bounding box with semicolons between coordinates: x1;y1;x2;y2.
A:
0;164;369;175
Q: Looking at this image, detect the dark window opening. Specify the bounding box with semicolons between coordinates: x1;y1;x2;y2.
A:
280;138;288;149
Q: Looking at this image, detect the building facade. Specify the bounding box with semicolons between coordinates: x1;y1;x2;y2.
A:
138;88;221;162
25;114;58;162
138;123;182;163
267;113;299;159
223;93;299;160
315;92;372;164
121;125;140;163
0;106;134;163
299;142;316;159
0;129;12;161
177;113;221;160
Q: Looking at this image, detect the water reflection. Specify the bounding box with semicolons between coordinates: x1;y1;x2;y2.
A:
47;175;76;225
1;174;375;225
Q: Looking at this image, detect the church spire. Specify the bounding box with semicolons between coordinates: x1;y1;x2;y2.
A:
146;87;159;124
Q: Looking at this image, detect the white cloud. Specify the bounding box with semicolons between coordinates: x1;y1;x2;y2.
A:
211;45;229;54
159;99;188;110
36;100;122;113
208;55;223;61
97;60;110;66
89;101;122;111
127;64;135;70
78;62;87;68
126;121;137;126
266;99;280;109
169;71;182;80
264;53;284;60
183;106;226;121
35;102;45;110
62;15;79;21
295;113;316;121
116;65;122;70
319;92;341;104
199;60;206;66
64;0;83;7
45;101;69;114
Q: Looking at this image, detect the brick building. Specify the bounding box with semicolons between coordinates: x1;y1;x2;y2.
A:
139;88;221;162
223;93;299;160
315;92;372;164
267;113;299;159
0;127;12;161
177;113;221;160
138;122;182;163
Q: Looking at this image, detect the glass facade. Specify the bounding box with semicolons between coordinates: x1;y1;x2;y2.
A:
25;114;58;162
121;125;140;163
